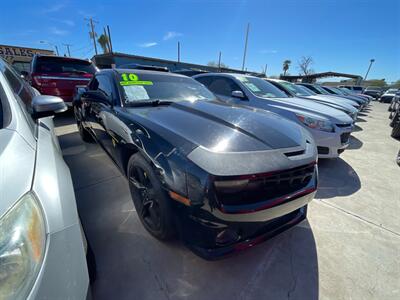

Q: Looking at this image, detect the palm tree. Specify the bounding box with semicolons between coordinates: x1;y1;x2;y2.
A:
283;59;291;76
97;34;110;54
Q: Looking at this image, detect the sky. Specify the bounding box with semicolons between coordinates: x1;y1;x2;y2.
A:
1;0;399;82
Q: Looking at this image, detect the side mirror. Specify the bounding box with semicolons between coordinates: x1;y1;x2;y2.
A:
231;90;247;100
32;95;67;119
20;71;29;80
82;90;111;105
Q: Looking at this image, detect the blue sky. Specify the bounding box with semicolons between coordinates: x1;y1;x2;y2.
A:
1;0;399;82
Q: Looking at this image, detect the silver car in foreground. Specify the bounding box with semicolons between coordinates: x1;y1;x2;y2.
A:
0;59;90;299
194;73;354;158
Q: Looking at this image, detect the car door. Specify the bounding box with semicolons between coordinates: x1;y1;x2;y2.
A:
85;74;116;157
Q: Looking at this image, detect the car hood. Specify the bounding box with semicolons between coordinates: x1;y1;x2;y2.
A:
0;129;35;218
307;94;360;109
123;100;310;153
268;97;353;123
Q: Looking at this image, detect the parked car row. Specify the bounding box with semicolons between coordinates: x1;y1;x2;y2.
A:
1;54;374;298
389;90;400;138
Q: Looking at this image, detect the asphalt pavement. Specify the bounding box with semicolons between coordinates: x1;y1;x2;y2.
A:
54;101;400;300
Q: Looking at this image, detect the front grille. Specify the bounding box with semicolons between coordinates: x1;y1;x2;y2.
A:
317;146;329;155
336;123;352;128
214;164;315;207
340;132;351;144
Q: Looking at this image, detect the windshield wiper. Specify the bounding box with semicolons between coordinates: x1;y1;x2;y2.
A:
125;99;174;107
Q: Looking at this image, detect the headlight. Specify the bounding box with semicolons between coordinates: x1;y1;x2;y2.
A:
296;114;334;132
0;193;46;300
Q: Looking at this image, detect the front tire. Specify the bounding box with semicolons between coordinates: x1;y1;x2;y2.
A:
391;112;400;138
127;154;175;240
74;106;93;143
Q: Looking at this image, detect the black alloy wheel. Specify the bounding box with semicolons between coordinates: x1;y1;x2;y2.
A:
127;154;175;240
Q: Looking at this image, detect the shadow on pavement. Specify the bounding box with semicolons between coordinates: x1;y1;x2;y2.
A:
316;158;361;199
347;135;363;150
54;114;319;300
356;117;367;122
353;124;363;132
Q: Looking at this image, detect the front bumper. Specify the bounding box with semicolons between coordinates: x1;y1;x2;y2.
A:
176;174;317;260
310;126;352;159
27;223;89;299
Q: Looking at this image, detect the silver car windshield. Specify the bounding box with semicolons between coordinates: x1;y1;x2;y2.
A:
234;76;288;98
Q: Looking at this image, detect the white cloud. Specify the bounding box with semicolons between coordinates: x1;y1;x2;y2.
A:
43;3;66;13
50;27;69;36
259;49;278;54
163;31;183;41
138;42;158;48
60;19;75;26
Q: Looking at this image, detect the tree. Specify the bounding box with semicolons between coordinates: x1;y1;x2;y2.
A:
298;56;314;75
97;34;110;54
282;59;291;76
207;61;229;68
391;80;400;88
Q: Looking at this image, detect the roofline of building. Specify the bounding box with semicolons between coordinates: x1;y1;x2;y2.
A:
92;52;262;75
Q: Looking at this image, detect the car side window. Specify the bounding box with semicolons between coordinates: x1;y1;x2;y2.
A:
3;66;36;132
208;77;242;97
96;75;113;99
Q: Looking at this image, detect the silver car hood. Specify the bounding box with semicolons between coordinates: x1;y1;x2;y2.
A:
306;95;359;111
0;129;35;218
270;97;353;123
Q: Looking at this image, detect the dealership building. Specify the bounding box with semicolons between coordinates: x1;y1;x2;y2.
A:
0;44;54;74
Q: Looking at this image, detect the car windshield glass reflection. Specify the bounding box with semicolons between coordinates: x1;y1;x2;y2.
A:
120;73;217;105
235;76;288;98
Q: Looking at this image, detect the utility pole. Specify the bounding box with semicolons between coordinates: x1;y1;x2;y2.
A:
63;43;71;57
218;51;222;71
364;59;375;80
85;17;98;55
264;63;268;76
103;27;110;52
177;41;181;62
107;25;113;53
54;45;59;56
241;23;250;71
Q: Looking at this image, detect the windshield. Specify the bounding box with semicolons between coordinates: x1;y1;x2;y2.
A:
311;85;330;94
278;81;314;96
35;57;96;74
119;72;217;104
235;75;288;98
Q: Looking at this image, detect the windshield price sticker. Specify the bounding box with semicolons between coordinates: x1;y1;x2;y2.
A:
120;73;153;86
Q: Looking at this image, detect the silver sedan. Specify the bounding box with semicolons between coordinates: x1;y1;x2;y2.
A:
0;59;90;299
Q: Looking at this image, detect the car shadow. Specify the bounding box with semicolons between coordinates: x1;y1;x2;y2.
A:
316;158;361;199
54;114;319;300
347;135;363;150
353;124;363;132
356;117;367;122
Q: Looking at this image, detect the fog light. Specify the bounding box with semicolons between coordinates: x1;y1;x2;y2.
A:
216;229;240;246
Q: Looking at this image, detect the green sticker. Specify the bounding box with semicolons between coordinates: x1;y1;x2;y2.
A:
120;73;153;86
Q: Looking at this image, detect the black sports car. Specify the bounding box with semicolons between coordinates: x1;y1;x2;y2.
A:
73;69;318;259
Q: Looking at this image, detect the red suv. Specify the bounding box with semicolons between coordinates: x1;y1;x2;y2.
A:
29;55;97;106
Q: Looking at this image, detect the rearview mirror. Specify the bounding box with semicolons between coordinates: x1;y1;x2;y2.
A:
231;90;246;99
32;95;67;119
